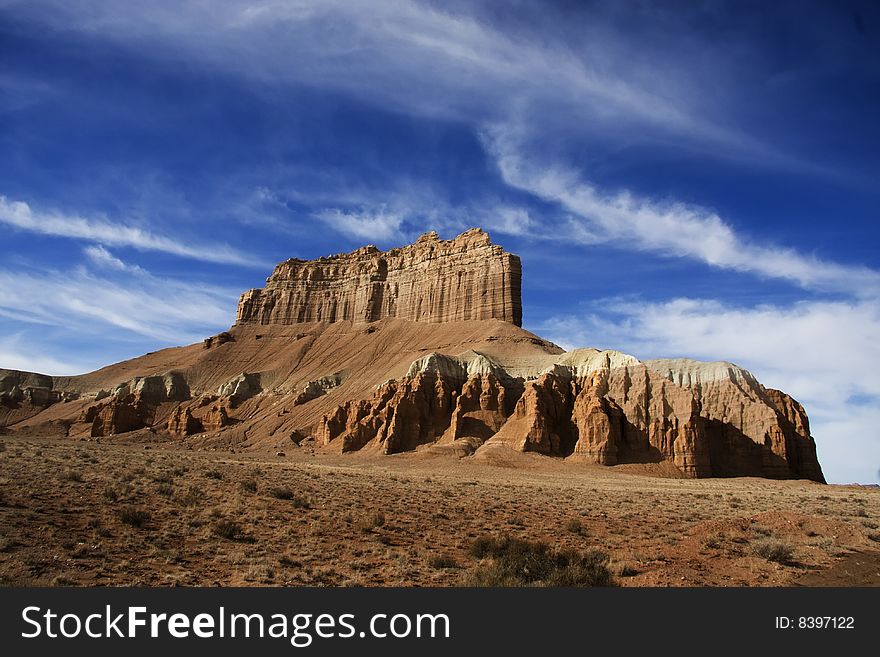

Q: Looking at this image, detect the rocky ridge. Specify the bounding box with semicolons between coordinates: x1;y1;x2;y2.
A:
0;229;824;482
316;349;823;481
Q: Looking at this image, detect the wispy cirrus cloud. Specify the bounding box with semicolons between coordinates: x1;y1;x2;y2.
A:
313;207;406;242
0;263;237;343
5;1;867;291
1;0;800;164
83;244;147;274
0;333;93;376
484;128;880;297
0;195;258;267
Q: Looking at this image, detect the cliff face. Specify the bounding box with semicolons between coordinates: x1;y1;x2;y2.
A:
235;228;522;326
316;350;824;482
0;228;825;482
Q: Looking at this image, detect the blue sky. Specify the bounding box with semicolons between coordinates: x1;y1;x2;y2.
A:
1;0;878;483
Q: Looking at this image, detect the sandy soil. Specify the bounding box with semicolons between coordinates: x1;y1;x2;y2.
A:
0;434;877;587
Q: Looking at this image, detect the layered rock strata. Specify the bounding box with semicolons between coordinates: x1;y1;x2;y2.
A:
0;229;826;482
316;350;824;481
235;228;522;326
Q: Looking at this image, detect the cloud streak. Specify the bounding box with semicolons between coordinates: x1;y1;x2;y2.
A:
0;264;238;344
314;207;405;242
485;128;880;297
7;1;868;293
2;0;789;162
0;195;257;267
0;333;93;376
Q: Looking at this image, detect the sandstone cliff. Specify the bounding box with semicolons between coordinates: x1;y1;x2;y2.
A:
0;229;825;482
235;228;522;326
315;349;823;481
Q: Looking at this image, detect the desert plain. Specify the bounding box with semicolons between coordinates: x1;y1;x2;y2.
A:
1;433;877;588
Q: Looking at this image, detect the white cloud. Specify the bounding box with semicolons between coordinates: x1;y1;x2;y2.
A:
0;334;92;376
4;0;772;159
83;244;147;274
0;195;257;266
539;297;880;484
484;128;880;297
0;266;238;343
7;1;864;293
481;207;535;237
314;207;405;242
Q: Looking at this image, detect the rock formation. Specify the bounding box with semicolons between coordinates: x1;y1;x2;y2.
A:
235;228;522;326
217;373;261;407
0;229;825;482
315;349;822;481
0;370;60;407
167;405;201;436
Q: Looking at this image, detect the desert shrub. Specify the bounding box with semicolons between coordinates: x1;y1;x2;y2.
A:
468;535;500;559
117;507;150;528
359;510;386;532
268;486;294;500
867;533;880;543
462;535;615;587
213;520;253;543
290;495;312;509
152;472;174;484
61;469;83;482
565;518;585;535
618;564;640;577
428;554;459;569
204;468;223;480
240;479;257;493
156;482;174;497
268;487;310;507
703;532;724;548
178;485;204;506
752;537;794;564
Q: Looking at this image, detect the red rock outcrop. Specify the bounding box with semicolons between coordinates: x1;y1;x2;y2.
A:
317;371;459;453
235;228;522;326
0;229;825;483
200;403;233;432
317;349;824;481
89;399;144;437
167;405;202;436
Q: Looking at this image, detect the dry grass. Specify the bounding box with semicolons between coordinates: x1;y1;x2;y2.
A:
0;436;877;587
462;535;615;587
117;507;150;528
751;537;795;564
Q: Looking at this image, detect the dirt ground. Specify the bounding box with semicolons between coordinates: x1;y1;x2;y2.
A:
0;434;878;587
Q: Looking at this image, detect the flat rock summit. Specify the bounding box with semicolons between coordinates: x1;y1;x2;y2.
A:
0;228;824;482
237;228;522;326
